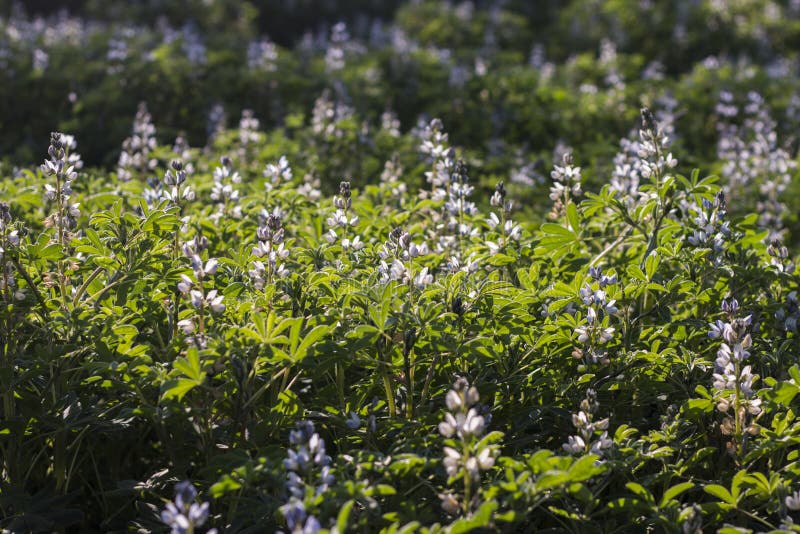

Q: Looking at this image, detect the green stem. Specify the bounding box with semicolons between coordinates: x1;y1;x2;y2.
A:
403;338;414;420
734;358;742;459
418;354;440;411
336;362;346;411
382;371;396;418
462;441;473;515
72;266;104;308
379;340;397;418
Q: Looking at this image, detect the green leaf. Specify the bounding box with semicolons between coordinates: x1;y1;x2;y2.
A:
566;202;580;234
162;378;199;401
448;500;498;533
173;348;204;382
704;484;735;505
292;324;329;363
625;482;654;504
336;500;354;533
717;528;750;534
683;398;713;417
695;385;712;399
769;381;800;406
568;454;604;481
627;264;646;282
644;252;660;280
374;484;396;496
660;482;694;507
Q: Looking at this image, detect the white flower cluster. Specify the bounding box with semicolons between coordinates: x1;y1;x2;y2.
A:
296;173;322;201
548;152;582;220
708;298;761;422
247;37;278;72
324;22;349;73
377;228;431;287
238;109;262;154
279;420;332;533
284;420;335;498
562;388;612;457
380;110;401;137
637;107;678;179
176;234;225;348
160;481;216;534
179;23;206;65
775;290;800;334
264;155;293;192
438;377;497;516
418;119;478;263
426;153;454;202
767;239;795;275
117;102;158;182
573;267;619;365
311;91;354;138
716;91;796;240
210;156;242;224
325;181;360;247
611;95;680;205
160;160;196;205
686;192;730;263
41;132;81;244
787;489;800;511
250;211;290;288
206;103;227;144
0;203;24;302
379;158;407;200
443;159;478;229
445;255;479;275
419;118;451;164
60;133;84;171
610;96;678;201
485;181;521;255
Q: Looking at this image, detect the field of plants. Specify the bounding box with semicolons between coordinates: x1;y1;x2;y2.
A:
4;0;800;532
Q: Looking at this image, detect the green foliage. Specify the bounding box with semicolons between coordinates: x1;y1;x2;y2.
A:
2;1;800;532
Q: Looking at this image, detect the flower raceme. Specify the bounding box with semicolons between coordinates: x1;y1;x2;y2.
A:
41;132;81;245
562;389;612;457
438;378;498;516
250;210;290;287
160;481;216;534
279;421;332;533
439;403;485;443
708;299;761;419
573;267;619;365
325;181;359;246
549;152;582;220
708;299;762;457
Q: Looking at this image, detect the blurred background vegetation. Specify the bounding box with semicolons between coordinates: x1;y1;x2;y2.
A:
0;0;799;170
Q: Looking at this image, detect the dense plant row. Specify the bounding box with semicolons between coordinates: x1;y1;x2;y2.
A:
3;0;800;186
1;101;800;532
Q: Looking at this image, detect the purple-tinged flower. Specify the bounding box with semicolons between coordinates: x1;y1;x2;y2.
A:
160;481;215;534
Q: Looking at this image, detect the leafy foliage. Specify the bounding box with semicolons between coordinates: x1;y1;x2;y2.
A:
3;1;800;533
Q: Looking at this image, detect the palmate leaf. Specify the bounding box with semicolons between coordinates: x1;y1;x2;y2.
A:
162;348;204;400
291;324;330;363
535;222;580;260
448;500;498;533
161;378;199;401
703;484;736;506
172;348;203;382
